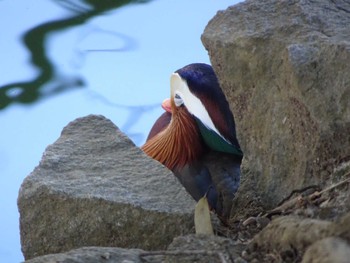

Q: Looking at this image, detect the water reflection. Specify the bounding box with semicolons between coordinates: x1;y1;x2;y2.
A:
0;0;150;109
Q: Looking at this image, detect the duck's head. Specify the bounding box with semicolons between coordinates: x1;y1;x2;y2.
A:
142;63;243;170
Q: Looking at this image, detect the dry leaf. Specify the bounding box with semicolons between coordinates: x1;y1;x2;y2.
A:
194;196;214;235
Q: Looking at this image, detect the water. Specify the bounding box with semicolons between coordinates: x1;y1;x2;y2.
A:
0;0;239;261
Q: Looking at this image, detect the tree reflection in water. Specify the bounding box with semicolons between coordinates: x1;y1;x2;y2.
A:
0;0;151;115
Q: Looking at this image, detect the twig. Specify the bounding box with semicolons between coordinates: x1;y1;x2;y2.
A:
264;196;302;218
276;185;320;207
242;217;258;226
244;173;350;223
311;175;350;197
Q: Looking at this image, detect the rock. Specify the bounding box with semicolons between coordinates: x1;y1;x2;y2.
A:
301;237;350;263
202;0;350;211
329;211;350;242
248;212;350;261
165;234;245;263
24;235;246;263
250;216;332;253
23;247;146;263
18;115;195;260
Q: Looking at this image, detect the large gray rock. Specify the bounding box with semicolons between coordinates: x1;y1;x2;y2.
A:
24;235;245;263
18;115;195;260
248;212;350;262
202;0;350;211
24;247;146;263
302;237;350;263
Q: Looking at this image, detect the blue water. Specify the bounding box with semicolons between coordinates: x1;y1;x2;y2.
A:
0;0;239;261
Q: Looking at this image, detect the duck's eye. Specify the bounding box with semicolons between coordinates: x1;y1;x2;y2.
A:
174;93;184;107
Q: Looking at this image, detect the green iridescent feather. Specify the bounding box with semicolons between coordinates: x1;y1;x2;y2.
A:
195;118;243;156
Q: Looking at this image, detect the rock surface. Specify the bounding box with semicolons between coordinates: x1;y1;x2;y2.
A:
18;115;195;260
23;235;245;263
24;247;145;263
165;234;245;263
250;213;350;254
199;0;350;262
301;237;350;263
202;0;350;211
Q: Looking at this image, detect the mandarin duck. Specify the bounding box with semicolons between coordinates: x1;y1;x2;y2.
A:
142;63;243;222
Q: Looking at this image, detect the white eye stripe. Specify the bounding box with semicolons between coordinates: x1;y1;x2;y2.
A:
170;73;230;144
